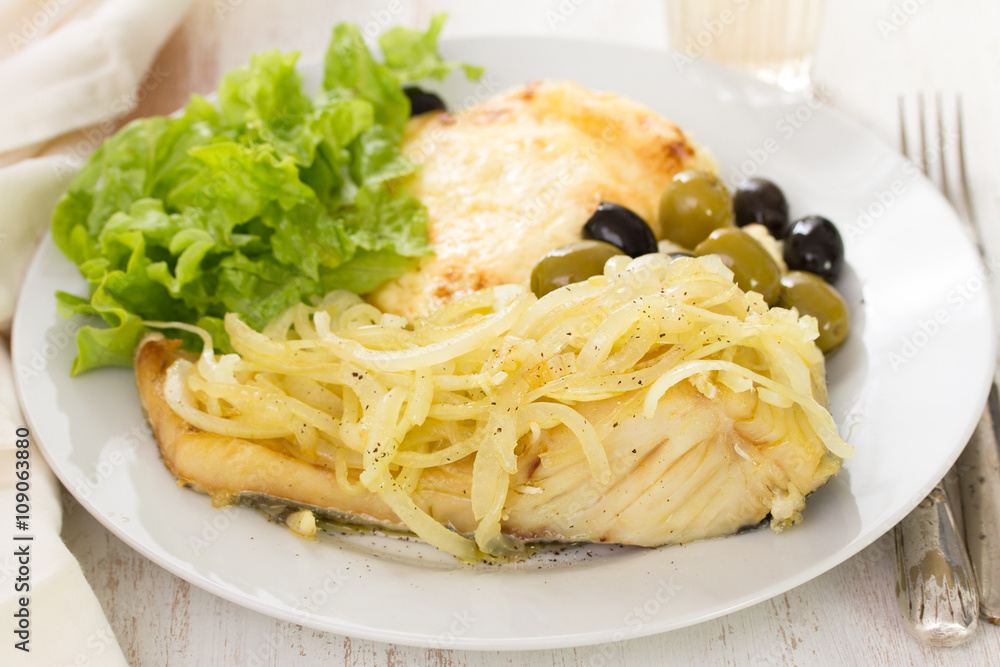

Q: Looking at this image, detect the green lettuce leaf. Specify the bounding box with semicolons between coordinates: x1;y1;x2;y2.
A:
379;13;484;83
52;14;481;374
323;23;410;138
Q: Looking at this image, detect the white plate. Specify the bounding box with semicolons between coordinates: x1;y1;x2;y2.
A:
12;37;995;650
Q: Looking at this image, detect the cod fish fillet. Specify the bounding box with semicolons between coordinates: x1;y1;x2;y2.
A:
136;326;840;551
369;80;713;319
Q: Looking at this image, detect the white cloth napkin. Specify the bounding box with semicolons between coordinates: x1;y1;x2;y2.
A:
0;1;193;663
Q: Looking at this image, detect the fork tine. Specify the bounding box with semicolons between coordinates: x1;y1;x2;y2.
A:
957;98;972;220
936;93;950;204
955;96;982;251
898;95;910;159
918;92;929;176
900;93;981;251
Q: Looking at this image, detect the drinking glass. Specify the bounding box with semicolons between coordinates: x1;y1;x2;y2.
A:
666;0;826;94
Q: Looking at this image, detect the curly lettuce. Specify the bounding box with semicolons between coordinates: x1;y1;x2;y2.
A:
52;14;481;374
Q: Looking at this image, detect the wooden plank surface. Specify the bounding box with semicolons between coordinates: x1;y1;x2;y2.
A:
60;0;1000;664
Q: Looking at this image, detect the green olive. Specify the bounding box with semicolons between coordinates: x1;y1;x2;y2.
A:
658;170;735;250
694;228;782;304
779;271;850;352
530;241;625;298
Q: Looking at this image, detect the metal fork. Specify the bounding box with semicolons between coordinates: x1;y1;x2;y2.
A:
946;96;1000;626
894;94;1000;645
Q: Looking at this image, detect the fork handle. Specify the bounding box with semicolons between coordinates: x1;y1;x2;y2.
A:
894;482;979;646
959;382;1000;623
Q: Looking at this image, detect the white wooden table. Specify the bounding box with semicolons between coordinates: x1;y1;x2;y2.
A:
61;0;1000;663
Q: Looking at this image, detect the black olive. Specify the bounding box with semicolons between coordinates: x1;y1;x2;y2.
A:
783;215;845;283
583;202;658;258
404;87;446;116
733;178;789;238
668;252;696;260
